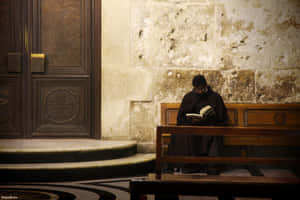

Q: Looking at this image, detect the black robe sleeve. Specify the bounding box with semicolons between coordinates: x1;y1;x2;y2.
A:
177;90;228;126
170;90;228;157
214;94;228;126
176;92;195;125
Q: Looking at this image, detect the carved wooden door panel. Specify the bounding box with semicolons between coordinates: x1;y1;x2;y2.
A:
0;0;94;138
31;0;92;137
0;0;23;137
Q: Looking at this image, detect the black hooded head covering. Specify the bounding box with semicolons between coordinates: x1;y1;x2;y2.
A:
192;75;207;88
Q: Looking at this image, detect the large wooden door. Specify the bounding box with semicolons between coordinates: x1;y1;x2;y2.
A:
0;0;23;137
0;0;101;138
31;0;92;137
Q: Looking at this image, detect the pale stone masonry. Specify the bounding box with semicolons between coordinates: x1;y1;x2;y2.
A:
102;0;300;152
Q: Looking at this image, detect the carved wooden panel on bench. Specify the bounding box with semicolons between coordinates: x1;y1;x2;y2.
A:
161;103;300;146
166;109;178;126
227;108;238;126
245;110;300;127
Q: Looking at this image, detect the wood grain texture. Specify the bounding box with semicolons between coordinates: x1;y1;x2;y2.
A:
160;103;300;145
0;78;21;136
0;0;23;73
156;125;300;178
0;0;10;73
33;0;92;74
1;0;99;138
32;79;90;137
92;0;102;139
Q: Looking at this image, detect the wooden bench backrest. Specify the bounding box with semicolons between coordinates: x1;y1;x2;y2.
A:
161;103;300;145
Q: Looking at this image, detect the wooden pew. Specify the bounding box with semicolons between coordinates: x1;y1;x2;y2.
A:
155;125;300;178
130;173;300;200
159;103;300;175
130;104;300;200
161;103;300;148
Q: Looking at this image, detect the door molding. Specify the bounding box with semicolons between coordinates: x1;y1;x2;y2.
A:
32;0;92;74
24;0;101;138
92;0;102;139
23;0;33;137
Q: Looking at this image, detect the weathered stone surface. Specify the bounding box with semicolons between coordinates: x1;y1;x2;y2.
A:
147;2;216;68
201;70;225;95
153;69;198;102
137;142;156;153
153;70;224;99
226;70;256;102
102;0;300;152
153;69;256;103
129;101;155;142
131;0;151;68
256;70;300;103
215;1;273;70
268;0;300;69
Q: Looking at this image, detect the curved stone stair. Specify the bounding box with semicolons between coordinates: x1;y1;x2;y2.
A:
0;139;155;182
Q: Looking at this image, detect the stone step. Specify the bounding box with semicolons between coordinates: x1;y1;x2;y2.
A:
0;139;156;181
0;153;156;182
0;139;137;163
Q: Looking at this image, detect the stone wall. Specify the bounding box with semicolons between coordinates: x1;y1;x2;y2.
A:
102;0;300;152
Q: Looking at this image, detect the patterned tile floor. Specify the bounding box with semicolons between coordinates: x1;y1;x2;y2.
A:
0;168;297;200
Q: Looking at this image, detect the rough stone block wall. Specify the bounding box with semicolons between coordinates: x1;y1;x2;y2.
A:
102;0;300;152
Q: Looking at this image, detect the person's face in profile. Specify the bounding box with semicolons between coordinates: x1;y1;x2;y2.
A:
194;85;208;94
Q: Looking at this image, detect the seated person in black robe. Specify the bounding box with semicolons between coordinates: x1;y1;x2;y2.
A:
168;74;228;174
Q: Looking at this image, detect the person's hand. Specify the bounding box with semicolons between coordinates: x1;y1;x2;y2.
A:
190;116;203;123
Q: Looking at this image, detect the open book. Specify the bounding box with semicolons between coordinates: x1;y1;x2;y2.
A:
186;105;214;118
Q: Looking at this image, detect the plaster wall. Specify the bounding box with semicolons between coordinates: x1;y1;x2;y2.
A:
102;0;300;152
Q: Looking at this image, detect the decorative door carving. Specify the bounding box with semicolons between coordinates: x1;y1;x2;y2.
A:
31;0;92;137
0;0;99;138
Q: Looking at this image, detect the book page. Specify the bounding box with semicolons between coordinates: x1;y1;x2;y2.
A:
186;113;203;118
